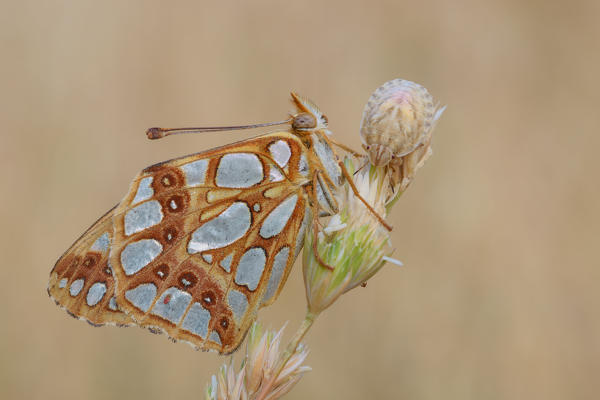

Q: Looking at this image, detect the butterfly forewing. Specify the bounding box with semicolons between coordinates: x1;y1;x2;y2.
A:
49;92;350;354
48;207;134;326
109;132;313;353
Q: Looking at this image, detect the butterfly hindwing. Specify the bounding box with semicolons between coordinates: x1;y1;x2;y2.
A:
48;206;134;326
109;132;313;353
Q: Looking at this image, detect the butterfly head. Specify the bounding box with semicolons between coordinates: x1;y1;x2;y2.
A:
290;92;329;134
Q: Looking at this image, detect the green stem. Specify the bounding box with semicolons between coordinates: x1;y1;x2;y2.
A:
254;311;318;400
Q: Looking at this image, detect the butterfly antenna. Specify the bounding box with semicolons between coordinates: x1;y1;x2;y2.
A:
146;119;293;140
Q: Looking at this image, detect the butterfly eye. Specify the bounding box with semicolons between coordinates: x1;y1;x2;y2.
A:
292;113;317;130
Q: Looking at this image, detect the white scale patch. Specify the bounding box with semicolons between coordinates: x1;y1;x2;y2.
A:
188;202;251;253
295;205;311;257
312;134;341;185
86;282;107;306
125;283;157;312
108;296;118;311
58;278;68;288
299;153;309;177
132;177;154;205
69;279;84;296
121;239;163;275
227;289;248;323
202;254;213;264
234;247;266;291
268;140;292;168
220;253;233;272
91;232;110;252
181;302;211;338
216;153;263;188
253;203;261;212
315;182;330;215
181;159;209;187
151;287;192;324
209;330;222;345
263;246;290;304
269;168;285;182
124;200;163;236
259;194;298;239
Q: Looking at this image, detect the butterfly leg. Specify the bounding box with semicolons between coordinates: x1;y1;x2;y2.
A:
309;172;335;271
338;161;393;231
316;133;392;231
328;138;363;157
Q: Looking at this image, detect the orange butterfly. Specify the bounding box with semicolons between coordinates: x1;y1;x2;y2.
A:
48;93;389;354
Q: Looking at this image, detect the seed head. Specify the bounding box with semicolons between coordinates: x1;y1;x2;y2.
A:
359;79;445;204
303;157;399;314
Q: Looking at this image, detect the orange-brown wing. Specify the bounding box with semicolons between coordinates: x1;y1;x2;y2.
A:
48;206;134;327
110;132;313;354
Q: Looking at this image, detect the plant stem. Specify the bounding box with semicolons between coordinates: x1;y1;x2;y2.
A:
254;311;318;400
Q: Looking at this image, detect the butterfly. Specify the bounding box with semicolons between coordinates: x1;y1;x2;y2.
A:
48;92;389;354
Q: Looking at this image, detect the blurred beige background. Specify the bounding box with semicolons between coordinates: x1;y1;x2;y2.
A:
2;0;599;399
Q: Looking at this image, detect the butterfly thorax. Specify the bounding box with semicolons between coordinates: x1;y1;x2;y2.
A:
287;106;342;217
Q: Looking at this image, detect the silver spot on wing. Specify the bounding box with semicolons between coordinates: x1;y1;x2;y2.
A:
125;283;157;312
151;287;192;324
227;289;249;323
181;302;211;339
108;296;118;310
124;200;163;236
69;279;84;296
299;153;309;177
268;140;292;168
181;159;209;187
263;246;290;304
216;153;263;188
269;168;285;182
209;330;222;345
259;194;298;239
90;232;110;252
132;177;154;205
295;205;311;257
220;253;233;273
86;282;107;306
121;239;163;275
311;133;341;185
234;247;266;291
187;202;251;253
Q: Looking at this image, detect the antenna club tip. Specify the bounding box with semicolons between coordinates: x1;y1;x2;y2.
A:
146;127;165;140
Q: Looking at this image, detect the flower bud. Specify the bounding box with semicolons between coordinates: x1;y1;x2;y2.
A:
360;79;445;203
